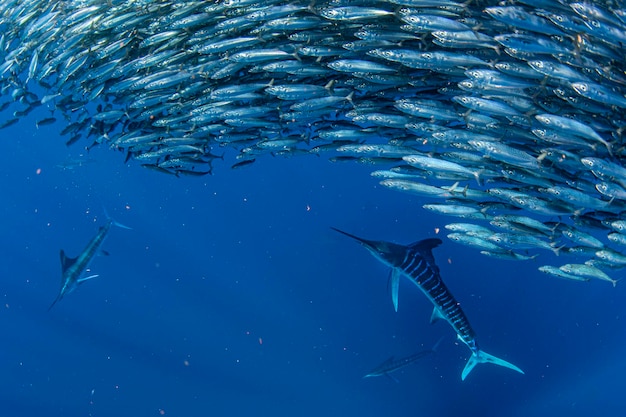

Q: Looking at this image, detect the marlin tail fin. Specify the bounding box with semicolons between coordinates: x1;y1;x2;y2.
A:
461;350;524;381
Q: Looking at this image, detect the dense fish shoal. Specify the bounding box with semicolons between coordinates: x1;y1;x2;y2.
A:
1;0;626;275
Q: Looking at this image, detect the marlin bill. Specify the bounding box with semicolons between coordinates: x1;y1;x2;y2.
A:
49;217;130;310
333;228;523;380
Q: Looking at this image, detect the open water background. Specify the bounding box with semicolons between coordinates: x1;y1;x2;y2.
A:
1;106;625;417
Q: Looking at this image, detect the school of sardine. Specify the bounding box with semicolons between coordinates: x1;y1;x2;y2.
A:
1;0;625;282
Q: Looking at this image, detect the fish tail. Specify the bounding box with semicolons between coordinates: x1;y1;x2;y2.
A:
473;169;484;186
604;140;613;157
551;243;566;257
461;350;524;381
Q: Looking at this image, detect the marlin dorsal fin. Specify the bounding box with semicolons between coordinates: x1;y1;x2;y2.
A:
409;238;442;252
59;250;77;272
409;238;443;273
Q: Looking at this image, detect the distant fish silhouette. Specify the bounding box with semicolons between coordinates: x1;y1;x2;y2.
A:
333;228;524;380
364;337;444;382
49;217;130;310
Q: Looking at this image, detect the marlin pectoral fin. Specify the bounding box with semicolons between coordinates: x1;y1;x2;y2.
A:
384;373;400;384
462;350;524;381
432;336;445;352
77;274;99;283
389;269;401;312
103;207;133;230
112;220;132;230
100;249;110;256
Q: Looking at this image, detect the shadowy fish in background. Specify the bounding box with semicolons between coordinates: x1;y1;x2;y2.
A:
49;217;131;310
364;337;444;382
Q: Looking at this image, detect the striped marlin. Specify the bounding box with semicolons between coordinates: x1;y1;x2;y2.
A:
48;218;130;310
332;228;523;380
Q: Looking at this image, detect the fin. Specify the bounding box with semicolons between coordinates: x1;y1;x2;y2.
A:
431;336;445;352
111;219;132;230
77;274;99;283
461;350;524;381
409;238;442;252
389;269;401;312
442;181;460;194
59;250;77;272
384;373;400;384
331;227;368;244
409;238;443;273
551;244;565;257
100;249;110;256
430;307;446;324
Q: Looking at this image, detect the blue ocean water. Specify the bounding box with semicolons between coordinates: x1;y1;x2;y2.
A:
2;108;625;417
